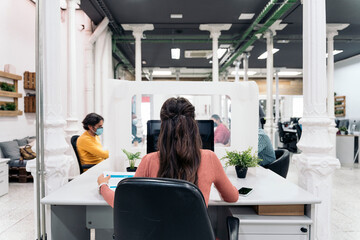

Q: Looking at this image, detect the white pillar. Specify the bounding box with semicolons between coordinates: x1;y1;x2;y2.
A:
84;13;95;113
293;1;341;240
275;70;280;124
243;53;249;81
199;24;231;115
326;24;349;156
42;0;70;195
122;24;154;140
234;60;240;82
264;30;274;143
65;0;79;176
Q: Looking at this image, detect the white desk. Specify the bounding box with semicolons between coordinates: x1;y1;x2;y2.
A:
42;158;320;240
336;134;359;167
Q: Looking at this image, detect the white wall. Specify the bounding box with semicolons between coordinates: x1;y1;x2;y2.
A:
0;0;36;141
0;0;92;142
334;54;360;119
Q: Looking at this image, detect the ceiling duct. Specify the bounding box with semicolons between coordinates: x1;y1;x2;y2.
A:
184;50;213;58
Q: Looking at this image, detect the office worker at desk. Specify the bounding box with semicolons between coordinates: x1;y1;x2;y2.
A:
77;113;109;166
210;114;231;145
98;97;239;207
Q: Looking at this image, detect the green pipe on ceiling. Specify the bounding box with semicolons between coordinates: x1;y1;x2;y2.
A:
112;40;135;75
220;0;297;72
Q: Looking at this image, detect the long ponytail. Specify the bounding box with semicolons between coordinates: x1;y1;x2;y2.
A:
157;97;202;185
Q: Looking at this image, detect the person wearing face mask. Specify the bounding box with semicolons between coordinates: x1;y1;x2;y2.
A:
77;113;109;167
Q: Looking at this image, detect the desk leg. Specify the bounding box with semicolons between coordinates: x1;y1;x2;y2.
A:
51;205;90;240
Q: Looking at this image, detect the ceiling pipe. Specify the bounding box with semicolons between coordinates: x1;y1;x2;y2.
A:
112;41;134;74
220;0;297;73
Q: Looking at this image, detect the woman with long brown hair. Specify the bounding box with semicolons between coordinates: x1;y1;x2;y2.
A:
98;97;238;207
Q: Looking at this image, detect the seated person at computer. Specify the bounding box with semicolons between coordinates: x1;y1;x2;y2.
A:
258;128;276;166
210;114;230;145
77;113;109;166
131;113;142;144
98;97;239;207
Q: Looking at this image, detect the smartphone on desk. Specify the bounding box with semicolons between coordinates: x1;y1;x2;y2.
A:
238;187;253;197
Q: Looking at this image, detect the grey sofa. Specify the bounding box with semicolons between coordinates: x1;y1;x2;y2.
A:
0;137;35;182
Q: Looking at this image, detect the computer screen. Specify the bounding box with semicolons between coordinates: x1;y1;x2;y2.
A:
146;120;214;154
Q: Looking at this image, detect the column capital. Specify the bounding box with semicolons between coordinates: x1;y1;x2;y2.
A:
199;24;232;39
122;24;154;39
263;29;274;39
326;23;349;39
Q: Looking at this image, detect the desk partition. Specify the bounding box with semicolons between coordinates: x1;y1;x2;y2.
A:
103;80;259;171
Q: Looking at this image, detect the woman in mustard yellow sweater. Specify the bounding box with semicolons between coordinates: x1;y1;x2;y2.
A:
77;113;109;165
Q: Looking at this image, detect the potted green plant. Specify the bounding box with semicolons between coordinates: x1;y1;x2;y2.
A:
221;147;262;178
122;149;141;172
339;126;347;135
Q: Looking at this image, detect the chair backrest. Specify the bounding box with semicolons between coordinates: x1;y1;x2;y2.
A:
264;149;290;178
277;122;285;140
70;135;84;174
295;124;302;139
114;178;216;240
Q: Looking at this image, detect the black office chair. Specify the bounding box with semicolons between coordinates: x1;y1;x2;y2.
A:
263;149;290;178
295;124;302;140
113;177;239;240
70;135;95;174
278;122;298;153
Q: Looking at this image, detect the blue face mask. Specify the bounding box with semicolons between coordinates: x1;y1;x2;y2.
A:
95;127;103;136
132;119;138;125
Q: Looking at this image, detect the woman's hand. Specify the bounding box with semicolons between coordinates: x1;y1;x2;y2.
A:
97;174;111;185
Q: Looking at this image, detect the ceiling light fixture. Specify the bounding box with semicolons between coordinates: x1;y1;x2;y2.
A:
231;71;257;76
153;70;172;76
171;48;181;59
277;40;290;44
258;48;280;59
170;14;183;19
142;60;147;65
217;48;227;59
326;50;343;58
277;71;301;76
238;13;255;20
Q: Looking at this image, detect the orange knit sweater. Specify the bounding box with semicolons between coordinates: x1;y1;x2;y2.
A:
100;149;239;207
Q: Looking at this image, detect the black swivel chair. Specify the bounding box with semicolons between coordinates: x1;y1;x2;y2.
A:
278;122;298;153
263;149;290;178
114;177;239;240
70;135;95;174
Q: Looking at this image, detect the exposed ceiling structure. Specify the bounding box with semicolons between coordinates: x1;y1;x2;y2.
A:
80;0;360;79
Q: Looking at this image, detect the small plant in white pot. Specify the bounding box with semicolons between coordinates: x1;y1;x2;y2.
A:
122;149;141;172
221;147;262;178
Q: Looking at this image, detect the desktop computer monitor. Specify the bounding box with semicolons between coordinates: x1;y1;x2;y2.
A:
146;120;214;154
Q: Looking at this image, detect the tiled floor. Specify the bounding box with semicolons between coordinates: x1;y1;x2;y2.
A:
1;160;359;240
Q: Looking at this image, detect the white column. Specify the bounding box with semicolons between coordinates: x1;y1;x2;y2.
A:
293;1;341;240
122;24;154;140
234;60;241;82
275;70;280;124
65;0;79;176
199;24;231;115
326;24;349;156
274;70;280;148
84;13;95;113
243;53;249;81
264;30;274;143
41;0;70;194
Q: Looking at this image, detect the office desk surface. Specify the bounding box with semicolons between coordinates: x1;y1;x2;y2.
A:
41;157;320;206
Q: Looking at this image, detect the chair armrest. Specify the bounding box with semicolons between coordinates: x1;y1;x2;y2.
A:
82;164;96;170
227;216;239;240
0;158;11;164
